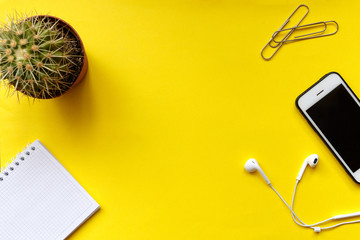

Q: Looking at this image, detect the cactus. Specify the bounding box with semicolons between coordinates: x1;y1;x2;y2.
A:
0;13;84;99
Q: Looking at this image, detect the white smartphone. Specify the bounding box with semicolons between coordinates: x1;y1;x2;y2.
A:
296;72;360;183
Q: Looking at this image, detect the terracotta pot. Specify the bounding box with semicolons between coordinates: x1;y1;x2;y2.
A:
27;15;88;98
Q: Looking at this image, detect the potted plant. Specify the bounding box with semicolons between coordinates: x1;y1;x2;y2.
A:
0;13;87;99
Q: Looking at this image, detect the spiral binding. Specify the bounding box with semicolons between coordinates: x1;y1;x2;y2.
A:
0;143;35;182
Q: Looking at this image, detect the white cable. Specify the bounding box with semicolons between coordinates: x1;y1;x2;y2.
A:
291;181;306;226
290;180;360;232
269;184;322;230
268;184;308;225
269;182;360;233
320;220;360;230
290;180;331;228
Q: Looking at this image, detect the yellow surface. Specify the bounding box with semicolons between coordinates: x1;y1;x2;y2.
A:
1;0;360;239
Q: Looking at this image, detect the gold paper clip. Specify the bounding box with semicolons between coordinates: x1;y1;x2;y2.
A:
261;4;309;60
271;21;339;43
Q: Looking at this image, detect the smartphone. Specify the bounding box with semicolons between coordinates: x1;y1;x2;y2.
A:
296;72;360;183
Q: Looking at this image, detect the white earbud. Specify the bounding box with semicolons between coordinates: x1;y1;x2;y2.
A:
245;158;271;184
245;153;360;233
296;154;319;181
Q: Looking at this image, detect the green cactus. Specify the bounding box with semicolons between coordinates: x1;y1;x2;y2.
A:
0;13;84;99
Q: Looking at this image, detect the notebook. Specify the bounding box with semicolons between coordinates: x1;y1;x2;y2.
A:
0;140;99;240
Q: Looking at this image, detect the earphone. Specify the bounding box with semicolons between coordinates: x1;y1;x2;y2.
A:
296;154;318;181
245;155;360;232
244;158;271;184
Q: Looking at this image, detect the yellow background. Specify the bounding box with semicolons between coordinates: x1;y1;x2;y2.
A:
0;0;359;239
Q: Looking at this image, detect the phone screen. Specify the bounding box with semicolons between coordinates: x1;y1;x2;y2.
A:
306;84;360;172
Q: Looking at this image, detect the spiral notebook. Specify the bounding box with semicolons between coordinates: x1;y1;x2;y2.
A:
0;140;99;240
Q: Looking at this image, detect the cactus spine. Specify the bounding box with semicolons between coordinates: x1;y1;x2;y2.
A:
0;13;84;99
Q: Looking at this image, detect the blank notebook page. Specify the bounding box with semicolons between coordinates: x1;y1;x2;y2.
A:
0;140;99;240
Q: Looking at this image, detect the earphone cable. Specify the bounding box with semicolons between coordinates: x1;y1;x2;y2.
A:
268;184;308;225
290;180;312;227
290;180;330;228
291;180;360;231
269;183;330;229
319;219;360;230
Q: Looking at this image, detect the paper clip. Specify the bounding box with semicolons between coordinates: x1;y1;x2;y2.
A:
261;4;309;60
271;21;339;43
